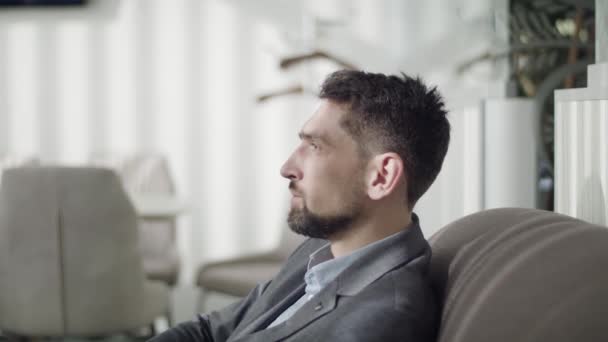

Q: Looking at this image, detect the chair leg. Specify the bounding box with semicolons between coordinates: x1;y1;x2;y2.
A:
165;308;173;328
197;288;207;314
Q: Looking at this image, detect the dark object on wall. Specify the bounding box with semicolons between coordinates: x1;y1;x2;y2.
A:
279;50;357;71
256;50;357;103
257;84;305;103
0;0;85;6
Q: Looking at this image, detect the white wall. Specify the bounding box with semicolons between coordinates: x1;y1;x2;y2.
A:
555;64;608;225
0;0;319;284
554;1;608;226
0;0;513;283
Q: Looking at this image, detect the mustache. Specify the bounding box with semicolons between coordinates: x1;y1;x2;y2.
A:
289;182;303;195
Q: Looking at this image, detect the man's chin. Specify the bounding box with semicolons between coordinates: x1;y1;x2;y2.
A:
287;207;355;240
287;207;311;236
287;207;305;226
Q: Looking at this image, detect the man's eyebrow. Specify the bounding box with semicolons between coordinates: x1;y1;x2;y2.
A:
298;131;330;145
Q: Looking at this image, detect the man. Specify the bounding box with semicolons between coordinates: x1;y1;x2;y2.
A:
151;70;450;341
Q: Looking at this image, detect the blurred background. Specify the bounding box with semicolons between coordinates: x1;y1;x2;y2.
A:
0;0;604;338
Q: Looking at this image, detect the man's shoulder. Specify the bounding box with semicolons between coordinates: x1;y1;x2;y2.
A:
354;257;438;337
355;252;434;301
337;245;435;320
388;261;436;311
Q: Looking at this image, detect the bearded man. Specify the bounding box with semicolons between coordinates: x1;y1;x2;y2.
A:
151;70;450;342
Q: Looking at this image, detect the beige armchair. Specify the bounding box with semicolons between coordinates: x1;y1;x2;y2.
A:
90;153;180;286
429;207;608;342
0;167;169;338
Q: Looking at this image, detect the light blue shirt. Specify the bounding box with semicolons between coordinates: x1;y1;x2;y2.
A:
266;228;408;328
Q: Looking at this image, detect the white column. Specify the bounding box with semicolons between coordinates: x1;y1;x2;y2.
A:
484;98;538;209
554;0;608;225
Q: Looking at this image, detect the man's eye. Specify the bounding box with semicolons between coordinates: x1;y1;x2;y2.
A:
310;142;319;150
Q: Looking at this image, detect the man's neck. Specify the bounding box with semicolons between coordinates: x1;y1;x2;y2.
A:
329;209;412;258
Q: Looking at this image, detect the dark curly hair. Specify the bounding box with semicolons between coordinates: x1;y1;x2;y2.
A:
319;70;450;208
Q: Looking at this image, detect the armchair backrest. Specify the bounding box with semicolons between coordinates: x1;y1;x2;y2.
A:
429;208;608;342
0;167;149;336
89;153;177;253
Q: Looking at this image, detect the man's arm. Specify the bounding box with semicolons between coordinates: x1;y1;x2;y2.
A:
147;315;213;342
148;280;271;342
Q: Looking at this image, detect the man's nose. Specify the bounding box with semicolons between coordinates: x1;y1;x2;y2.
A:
280;154;302;181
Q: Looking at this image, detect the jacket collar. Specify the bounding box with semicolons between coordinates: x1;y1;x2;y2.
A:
232;214;428;342
337;215;426;296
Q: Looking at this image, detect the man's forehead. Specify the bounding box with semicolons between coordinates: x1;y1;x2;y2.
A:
299;122;330;143
300;100;347;135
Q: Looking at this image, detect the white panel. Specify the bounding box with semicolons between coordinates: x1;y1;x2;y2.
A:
106;0;136;153
576;101;607;224
601;100;608;223
6;23;40;157
56;22;89;164
133;0;157;151
154;0;186;192
417;102;484;236
200;0;240;259
181;0;206;285
555;100;571;216
462;105;484;214
484;98;538;209
554;52;608;225
0;25;8;155
555;98;608;226
577;101;590;219
593;100;606;223
154;0;190;283
570;101;583;217
436;110;465;229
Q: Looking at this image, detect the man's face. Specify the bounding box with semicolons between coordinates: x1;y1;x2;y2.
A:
280;100;369;239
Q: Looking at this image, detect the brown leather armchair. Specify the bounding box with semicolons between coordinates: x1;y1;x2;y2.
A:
429;207;608;342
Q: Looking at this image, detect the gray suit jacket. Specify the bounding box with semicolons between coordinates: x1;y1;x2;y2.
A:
152;223;437;341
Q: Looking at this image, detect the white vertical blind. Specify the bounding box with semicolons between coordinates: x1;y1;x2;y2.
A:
57;21;89;164
483;98;538;209
0;1;308;285
200;0;241;260
106;0;136;154
555;97;608;225
0;24;7;155
416;103;485;236
553;0;608;225
6;23;40;158
0;0;514;284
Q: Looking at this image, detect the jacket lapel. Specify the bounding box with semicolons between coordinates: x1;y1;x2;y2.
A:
228;283;306;341
234;281;339;342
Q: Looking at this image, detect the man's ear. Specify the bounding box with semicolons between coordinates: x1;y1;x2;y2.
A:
366;153;404;200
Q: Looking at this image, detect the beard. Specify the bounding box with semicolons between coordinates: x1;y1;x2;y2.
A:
287;182;365;239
